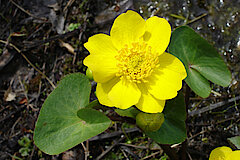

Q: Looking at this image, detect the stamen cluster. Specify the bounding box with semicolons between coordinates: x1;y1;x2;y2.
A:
115;42;159;83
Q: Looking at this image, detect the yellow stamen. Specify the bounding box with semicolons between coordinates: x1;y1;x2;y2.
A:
115;42;159;83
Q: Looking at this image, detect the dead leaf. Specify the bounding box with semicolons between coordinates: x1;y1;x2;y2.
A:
59;40;75;55
4;87;16;102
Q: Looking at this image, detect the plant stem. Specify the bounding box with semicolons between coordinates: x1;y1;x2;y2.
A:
179;84;191;160
108;114;136;124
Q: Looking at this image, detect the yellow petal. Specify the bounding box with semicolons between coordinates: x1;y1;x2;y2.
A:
96;78;120;107
84;33;118;83
84;55;117;83
110;10;146;50
159;52;187;79
143;16;171;55
136;84;165;113
209;146;232;160
84;33;117;56
226;150;240;160
108;78;141;109
146;52;186;100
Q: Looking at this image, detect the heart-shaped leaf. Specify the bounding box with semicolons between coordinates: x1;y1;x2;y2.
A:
169;26;231;98
146;93;187;144
77;108;110;126
228;136;240;149
34;73;111;155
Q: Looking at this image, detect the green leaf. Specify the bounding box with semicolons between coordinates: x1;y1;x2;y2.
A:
115;107;140;118
169;26;231;98
228;136;240;149
77;108;110;125
33;73;111;155
146;93;187;144
85;100;101;109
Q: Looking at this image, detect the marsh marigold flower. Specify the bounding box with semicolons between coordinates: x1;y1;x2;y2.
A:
209;146;240;160
84;10;187;113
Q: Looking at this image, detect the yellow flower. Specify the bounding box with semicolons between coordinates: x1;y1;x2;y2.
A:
209;146;232;160
84;10;187;113
226;150;240;160
209;146;240;160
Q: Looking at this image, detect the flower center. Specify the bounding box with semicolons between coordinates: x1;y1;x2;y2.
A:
115;42;159;83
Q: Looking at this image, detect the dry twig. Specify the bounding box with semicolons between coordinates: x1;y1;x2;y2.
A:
189;95;240;116
0;40;56;89
20;52;56;89
9;0;47;21
96;136;125;160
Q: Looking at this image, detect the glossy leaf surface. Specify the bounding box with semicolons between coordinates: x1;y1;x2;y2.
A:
34;73;111;155
146;93;187;144
169;26;231;97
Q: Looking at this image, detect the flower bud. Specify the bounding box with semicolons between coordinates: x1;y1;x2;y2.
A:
136;112;164;132
86;68;93;81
